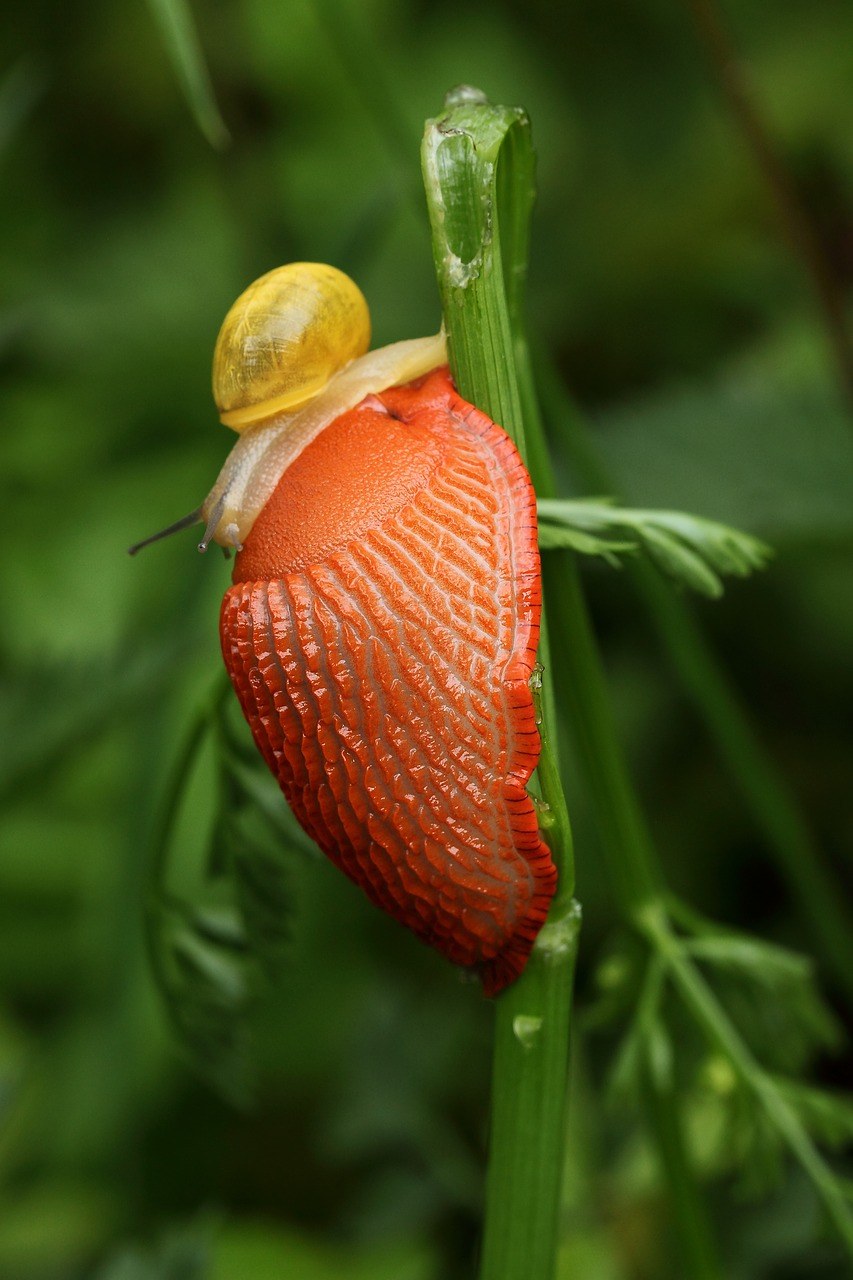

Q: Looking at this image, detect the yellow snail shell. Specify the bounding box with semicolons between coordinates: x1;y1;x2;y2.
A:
212;262;371;429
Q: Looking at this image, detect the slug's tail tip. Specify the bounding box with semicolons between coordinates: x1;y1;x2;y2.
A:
478;854;559;998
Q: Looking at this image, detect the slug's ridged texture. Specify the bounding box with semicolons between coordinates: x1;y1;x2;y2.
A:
220;367;556;994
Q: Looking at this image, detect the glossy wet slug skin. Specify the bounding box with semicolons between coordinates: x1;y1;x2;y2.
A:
211;264;557;995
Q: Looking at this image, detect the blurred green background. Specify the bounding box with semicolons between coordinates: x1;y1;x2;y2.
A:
2;0;853;1276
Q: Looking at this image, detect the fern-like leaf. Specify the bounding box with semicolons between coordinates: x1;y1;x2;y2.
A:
538;498;772;596
146;681;308;1105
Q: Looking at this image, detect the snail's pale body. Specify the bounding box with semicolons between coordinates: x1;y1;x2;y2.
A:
158;262;556;993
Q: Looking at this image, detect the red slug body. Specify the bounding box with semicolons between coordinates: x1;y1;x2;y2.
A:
219;367;557;995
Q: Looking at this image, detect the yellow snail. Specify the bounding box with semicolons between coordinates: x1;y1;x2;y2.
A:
131;263;556;996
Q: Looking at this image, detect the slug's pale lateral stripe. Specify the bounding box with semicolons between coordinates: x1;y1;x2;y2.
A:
202;332;447;547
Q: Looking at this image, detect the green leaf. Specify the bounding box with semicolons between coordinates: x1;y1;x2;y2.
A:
229;821;295;983
774;1079;853;1152
145;683;307;1105
637;907;853;1248
695;1065;853;1200
153;899;254;1107
644;1016;675;1094
709;1074;788;1196
685;934;814;986
535;522;637;564
146;0;229;148
682;929;841;1074
638;523;725;598
638;511;773;582
607;957;667;1103
537;497;772;596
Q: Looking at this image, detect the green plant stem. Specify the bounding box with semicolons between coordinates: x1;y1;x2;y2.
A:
536;354;853;1006
544;559;723;1275
635;565;853;999
481;912;580;1278
143;674;231;993
627;960;721;1280
545;560;662;911
639;1053;721;1280
422;93;579;1280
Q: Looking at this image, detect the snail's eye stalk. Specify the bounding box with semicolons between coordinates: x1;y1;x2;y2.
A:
198;495;242;555
127;507;204;557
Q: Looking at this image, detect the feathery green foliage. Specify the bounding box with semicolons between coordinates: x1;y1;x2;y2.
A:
145;682;307;1106
538;498;771;595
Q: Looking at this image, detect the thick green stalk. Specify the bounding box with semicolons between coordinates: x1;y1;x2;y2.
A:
481;914;580;1278
525;321;719;1270
422;93;579;1280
